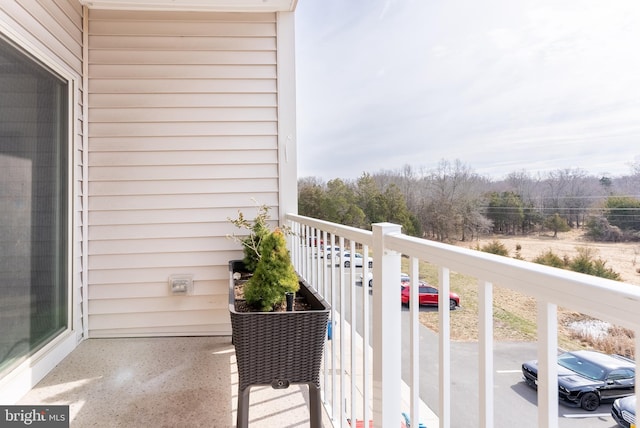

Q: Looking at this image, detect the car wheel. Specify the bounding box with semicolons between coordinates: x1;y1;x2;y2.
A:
449;299;457;310
368;279;373;287
580;392;600;411
368;261;373;268
344;261;350;268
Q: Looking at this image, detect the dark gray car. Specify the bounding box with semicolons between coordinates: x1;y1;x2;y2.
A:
611;395;636;428
522;350;635;411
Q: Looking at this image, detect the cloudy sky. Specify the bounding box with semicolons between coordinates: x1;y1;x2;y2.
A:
294;0;640;181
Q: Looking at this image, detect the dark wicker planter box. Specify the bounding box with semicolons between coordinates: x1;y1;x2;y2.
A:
228;260;330;428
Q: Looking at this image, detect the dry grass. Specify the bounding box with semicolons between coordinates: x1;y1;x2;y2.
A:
405;229;639;357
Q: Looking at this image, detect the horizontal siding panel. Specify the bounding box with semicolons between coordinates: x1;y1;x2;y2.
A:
90;49;276;65
89;265;231;285
90;178;278;195
89;93;276;108
89;64;276;79
89;150;277;166
5;1;82;71
89;35;276;51
89;296;223;314
89;280;226;299
88;121;277;137
89;236;237;255
51;0;83;27
88;222;237;241
89;135;277;151
89;164;278;180
90;10;275;22
36;0;82;44
89;21;276;37
88;192;278;211
89;251;234;270
90;324;231;338
89;107;277;123
89;78;276;94
88;309;230;330
88;207;258;226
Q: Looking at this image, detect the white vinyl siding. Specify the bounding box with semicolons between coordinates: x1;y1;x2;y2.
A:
87;10;279;337
0;0;83;403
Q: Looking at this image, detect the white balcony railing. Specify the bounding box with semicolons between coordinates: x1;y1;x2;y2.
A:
286;213;640;428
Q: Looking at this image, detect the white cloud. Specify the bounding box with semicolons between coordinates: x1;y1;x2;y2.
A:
295;0;640;180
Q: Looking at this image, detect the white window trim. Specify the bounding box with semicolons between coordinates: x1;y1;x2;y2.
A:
0;25;80;404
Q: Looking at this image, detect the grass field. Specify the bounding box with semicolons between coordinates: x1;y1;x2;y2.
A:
403;229;639;357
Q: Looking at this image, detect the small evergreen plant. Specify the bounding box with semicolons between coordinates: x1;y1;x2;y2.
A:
228;204;274;272
244;228;299;311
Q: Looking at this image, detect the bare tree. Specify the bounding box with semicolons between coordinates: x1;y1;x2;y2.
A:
419;159;489;242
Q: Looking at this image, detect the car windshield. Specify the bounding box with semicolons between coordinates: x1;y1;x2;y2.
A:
557;353;606;381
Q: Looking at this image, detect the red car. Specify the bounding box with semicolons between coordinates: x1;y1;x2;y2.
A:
401;282;460;310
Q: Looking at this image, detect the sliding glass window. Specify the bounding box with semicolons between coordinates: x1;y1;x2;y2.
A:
0;36;69;375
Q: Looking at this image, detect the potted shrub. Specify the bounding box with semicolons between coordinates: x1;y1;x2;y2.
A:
242;227;299;311
227;206;330;428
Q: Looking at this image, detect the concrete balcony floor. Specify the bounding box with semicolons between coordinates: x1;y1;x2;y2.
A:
18;337;331;427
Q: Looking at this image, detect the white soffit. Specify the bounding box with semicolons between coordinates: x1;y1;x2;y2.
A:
78;0;297;12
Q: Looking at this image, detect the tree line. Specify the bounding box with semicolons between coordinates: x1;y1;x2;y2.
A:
298;159;640;242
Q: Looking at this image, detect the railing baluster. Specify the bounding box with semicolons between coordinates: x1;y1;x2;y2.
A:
350;244;358;427
361;243;371;427
438;266;451;428
409;257;420;428
332;233;343;426
339;240;347;427
478;280;493;428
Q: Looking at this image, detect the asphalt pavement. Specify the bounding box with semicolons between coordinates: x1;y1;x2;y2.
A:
399;304;620;428
339;269;621;428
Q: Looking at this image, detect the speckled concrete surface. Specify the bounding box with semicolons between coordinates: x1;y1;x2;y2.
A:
18;337;330;427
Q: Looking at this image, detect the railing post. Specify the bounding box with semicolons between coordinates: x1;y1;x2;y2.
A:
537;301;558;428
372;222;402;428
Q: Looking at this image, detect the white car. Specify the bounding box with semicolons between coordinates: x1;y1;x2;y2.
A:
339;251;373;268
323;245;341;260
359;272;410;287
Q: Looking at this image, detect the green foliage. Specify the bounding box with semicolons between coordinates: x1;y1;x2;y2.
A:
585;216;623;242
532;247;620;280
480;240;509;256
325;178;367;227
298;181;327;220
568;247;621;280
244;228;300;311
486;191;524;234
532;250;566;268
604;196;640;231
228;204;273;272
297;174;421;237
543;213;570;237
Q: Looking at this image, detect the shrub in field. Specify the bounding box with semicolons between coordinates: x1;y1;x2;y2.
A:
585;217;623;242
569;247;621;280
480;240;509;256
532;247;621;280
532;250;566;268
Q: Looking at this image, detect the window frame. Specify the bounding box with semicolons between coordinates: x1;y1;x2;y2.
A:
0;27;77;387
